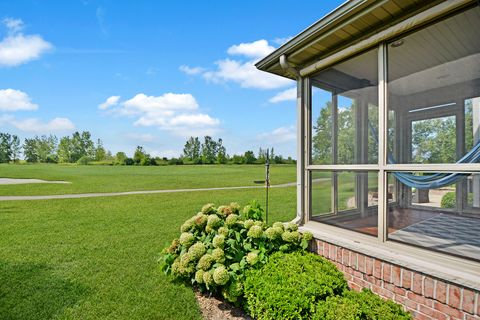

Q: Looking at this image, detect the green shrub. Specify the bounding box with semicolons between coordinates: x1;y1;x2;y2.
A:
76;155;91;165
441;191;474;208
243;251;347;320
160;202;313;304
441;192;456;208
313;289;412;320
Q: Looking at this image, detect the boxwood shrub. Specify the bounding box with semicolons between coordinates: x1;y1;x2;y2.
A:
243;251;348;320
313;289;412;320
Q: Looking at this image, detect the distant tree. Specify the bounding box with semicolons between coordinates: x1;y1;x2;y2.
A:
57;136;73;163
95;139;107;161
36;135;58;163
133;146;153;165
257;147;267;164
23;138;39;163
201;136;217;164
216;138;227;164
71;131;94;162
114;151;127;165
11;135;21;162
0;133;13;163
183;136;202;164
244;150;256;164
232;154;245;164
312;101;333;164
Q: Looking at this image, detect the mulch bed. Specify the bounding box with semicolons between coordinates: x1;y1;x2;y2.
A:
195;291;252;320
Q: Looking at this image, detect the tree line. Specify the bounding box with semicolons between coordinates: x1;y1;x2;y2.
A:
0;132;295;165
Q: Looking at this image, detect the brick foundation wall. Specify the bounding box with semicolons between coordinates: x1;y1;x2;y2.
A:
311;239;480;320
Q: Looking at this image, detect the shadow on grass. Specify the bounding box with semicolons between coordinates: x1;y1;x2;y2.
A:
0;261;89;320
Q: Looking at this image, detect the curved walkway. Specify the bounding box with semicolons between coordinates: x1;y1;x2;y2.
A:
0;179;329;201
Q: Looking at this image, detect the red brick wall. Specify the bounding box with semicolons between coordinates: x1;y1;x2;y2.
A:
311;239;480;320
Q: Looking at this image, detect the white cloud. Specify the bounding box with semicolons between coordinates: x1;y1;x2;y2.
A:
96;7;108;36
179;65;205;75
0;116;75;133
269;87;297;103
226;39;274;59
257;126;296;144
3;18;24;34
100;92;220;137
0;18;52;67
181;39;293;90
0;88;38;111
203;58;292;89
98;95;120;110
272;36;293;46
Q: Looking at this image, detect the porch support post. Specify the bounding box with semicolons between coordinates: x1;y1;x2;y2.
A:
294;77;307;224
378;43;387;242
473;98;480;208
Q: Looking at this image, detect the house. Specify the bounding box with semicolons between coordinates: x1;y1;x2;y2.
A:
256;0;480;319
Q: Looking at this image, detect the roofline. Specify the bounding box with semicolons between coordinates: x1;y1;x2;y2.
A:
255;0;371;70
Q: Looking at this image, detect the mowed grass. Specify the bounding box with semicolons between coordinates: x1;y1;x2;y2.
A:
0;187;296;320
0;164;296;196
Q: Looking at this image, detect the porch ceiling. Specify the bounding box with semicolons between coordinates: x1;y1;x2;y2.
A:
255;0;463;79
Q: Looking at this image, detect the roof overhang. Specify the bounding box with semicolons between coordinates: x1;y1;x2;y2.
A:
255;0;468;79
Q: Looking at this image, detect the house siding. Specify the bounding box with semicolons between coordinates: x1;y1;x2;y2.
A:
310;239;480;320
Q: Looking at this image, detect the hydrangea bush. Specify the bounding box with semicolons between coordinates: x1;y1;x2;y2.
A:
160;201;313;303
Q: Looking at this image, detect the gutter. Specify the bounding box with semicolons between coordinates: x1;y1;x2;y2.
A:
256;0;370;71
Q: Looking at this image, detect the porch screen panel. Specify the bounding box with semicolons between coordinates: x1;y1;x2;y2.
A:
387;7;480;165
310;171;378;237
310;48;378;165
387;172;480;261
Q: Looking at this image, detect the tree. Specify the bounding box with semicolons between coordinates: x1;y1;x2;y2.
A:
311;102;358;164
312;102;333;164
133;146;148;165
114;152;127;165
71;131;94;162
257;147;267;164
244;150;256;164
11;135;21;162
201;136;217;164
0;133;12;163
36;135;58;162
216;138;227;164
57;136;73;163
23;135;57;163
95;139;107;161
232;154;245;164
183;136;201;163
23;138;39;162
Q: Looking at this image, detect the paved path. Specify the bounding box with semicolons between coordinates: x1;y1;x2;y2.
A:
0;179;329;201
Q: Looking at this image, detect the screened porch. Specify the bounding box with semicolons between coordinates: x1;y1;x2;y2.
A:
309;6;480;261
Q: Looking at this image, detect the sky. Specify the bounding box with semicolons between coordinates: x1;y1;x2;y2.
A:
0;0;344;159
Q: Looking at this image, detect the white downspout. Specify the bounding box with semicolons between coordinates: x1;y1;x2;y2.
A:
472;98;480;208
279;55;305;225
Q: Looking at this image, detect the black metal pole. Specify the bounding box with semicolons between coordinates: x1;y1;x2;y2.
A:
265;148;270;225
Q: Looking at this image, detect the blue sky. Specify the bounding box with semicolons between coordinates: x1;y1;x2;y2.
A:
0;0;344;158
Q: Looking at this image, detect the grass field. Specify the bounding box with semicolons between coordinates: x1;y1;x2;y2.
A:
0;164;299;319
0;164;298;196
0;164;365;319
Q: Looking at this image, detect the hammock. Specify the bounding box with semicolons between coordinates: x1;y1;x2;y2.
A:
369;123;480;189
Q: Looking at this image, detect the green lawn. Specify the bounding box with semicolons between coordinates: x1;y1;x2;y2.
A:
0;187;296;320
0;164;296;196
